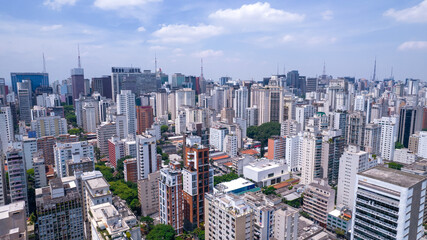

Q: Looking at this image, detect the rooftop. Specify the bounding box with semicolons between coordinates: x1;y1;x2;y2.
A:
87;177;109;190
216;178;255;193
359;165;427;188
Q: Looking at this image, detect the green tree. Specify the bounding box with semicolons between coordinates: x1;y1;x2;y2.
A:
262;186;277;195
299;211;311;219
388;162;403;170
395;141;404;149
68;128;82;135
27;169;36;215
247;122;281;145
29;212;37;224
161;125;169;133
214;172;239;186
146;224;176;240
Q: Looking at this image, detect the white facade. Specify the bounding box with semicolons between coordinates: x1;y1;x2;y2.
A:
393;148;417;164
117;90;136;136
354;95;365;112
0;107;14;152
176;88;195;112
82;104;97;133
374;116;398;161
22;137;37;170
243;159;289;187
295;105;314;130
234;86;248;120
285;134;302;172
209;127;229;151
246;106;259;127
351;166;427;240
136;134;157;180
273;208;299;240
223;134;238;157
300;127;322;185
175;111;186;135
54;141;94;178
336;145;376;210
418;131;427;158
281;120;301;137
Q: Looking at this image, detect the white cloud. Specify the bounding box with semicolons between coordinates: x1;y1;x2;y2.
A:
192;49;224;58
209;2;304;31
43;0;77;10
41;24;63;31
384;0;427;23
94;0;160;10
281;34;295;43
321;10;333;20
137;26;146;32
151;24;223;43
398;41;427;50
307;36;337;45
149;45;167;50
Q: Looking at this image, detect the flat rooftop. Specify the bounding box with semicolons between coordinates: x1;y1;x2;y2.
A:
217;178;255;192
87;177;109;190
359;166;427;188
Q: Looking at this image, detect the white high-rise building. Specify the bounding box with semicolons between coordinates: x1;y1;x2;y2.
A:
246;107;259;127
374;116;398;161
336;145;376;210
0;154;6;205
273;208;299;240
209;127;229;151
156;90;168;117
281;120;302;136
353;95;365;112
54;141;94;178
351;166;427;240
0;107;14;152
176;88;195;112
285;134;302;172
117;90;136;136
223;134;238;157
234;86;248;120
295;105;314;130
136;134;157;180
407;78;420;95
175;111;186;135
82;103;97;133
300;125;322;185
418;131;427;158
22;137;37;170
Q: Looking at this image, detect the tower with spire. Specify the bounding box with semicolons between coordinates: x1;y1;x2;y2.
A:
372;57;377;82
71;44;85;104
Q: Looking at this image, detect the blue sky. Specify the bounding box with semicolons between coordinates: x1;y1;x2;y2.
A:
0;0;426;84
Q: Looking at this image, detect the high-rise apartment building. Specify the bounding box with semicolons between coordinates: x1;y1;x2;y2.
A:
346;111;366;148
205;192;253;240
6;148;28;215
136;106;154;134
33;154;47;188
117;90;136;136
234;86;248;120
0;155;6;205
123;158;138;183
336;145;376;210
97;121;117;157
159;163;184;234
137;171;160;216
36;177;84;240
418;131;427;158
0;106;14;152
136;134;157;180
374;116;398;160
321;129;345;186
37;134;79;165
351;166;427;240
300;125;323;185
54;141;94;178
246;106;259;127
273;208;299;240
71;66;85;104
182;141;213;231
267;135;286;160
30;115;68;137
281;120;301;137
363;123;381;155
285;134;302;172
209;126;229;151
302;178;335;227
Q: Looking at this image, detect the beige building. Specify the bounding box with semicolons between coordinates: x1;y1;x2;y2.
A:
0;201;26;240
205;192;253;240
137;171;160;216
273;208;299;240
302;178;335;227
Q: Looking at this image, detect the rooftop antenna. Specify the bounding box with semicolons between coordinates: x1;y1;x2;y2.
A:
77;44;81;68
372;57;376;81
42;52;46;73
201;58;204;79
155;52;158;75
322;61;326;76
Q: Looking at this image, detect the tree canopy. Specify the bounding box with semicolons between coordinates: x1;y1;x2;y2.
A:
247;122;281;145
146;224;176;240
214;172;239;186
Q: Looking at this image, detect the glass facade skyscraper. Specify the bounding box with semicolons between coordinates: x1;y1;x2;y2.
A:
10;72;49;93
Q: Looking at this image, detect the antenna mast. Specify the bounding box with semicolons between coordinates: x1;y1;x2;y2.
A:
78;44;81;68
372;57;376;81
43;53;46;73
323;61;326;76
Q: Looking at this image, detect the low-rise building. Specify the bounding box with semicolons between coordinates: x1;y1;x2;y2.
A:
89;202;131;240
243;158;289;187
214;177;257;194
393;148;417;164
326;208;352;237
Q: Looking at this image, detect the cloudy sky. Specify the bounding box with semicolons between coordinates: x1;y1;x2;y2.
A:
0;0;426;84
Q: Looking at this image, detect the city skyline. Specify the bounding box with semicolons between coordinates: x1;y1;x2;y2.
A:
0;0;427;83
